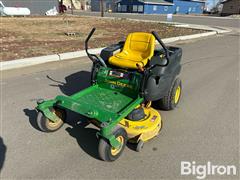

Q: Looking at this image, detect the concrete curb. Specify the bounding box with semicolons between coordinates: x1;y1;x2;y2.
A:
58;47;104;60
119;18;232;34
162;31;217;43
0;31;219;71
1;54;60;71
71;14;232;34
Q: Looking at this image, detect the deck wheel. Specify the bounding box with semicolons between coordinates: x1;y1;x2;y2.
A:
136;140;144;152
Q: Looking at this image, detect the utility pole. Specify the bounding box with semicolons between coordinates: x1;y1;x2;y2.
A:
100;0;104;17
71;0;74;15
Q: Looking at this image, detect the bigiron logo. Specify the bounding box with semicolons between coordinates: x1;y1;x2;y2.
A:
181;161;237;179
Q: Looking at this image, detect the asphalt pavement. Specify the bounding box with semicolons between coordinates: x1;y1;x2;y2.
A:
71;11;240;28
0;30;239;179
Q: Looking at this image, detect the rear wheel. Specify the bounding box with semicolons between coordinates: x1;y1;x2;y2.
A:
157;78;182;110
37;107;66;132
98;127;127;161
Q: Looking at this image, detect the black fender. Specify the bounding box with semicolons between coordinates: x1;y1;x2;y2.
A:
143;47;182;101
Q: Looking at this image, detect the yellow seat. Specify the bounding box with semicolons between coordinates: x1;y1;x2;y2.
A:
109;32;155;69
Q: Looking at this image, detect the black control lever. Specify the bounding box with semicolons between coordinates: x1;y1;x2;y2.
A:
152;31;170;62
84;28;107;67
85;28;96;54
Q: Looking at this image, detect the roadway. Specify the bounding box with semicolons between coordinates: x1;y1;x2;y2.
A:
0;30;239;179
71;11;240;28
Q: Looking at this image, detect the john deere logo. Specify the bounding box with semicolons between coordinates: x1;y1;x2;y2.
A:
105;80;133;89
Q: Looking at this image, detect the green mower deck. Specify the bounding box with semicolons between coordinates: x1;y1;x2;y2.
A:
73;87;134;114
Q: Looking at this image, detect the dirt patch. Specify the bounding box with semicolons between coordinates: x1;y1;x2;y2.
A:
0;16;206;61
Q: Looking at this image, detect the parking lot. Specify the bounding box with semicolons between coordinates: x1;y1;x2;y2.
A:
1;29;239;179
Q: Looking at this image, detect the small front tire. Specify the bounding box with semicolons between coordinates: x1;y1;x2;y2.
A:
98;127;127;161
37;107;66;132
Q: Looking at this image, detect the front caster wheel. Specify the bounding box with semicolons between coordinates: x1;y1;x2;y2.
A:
98;127;127;161
37;107;66;132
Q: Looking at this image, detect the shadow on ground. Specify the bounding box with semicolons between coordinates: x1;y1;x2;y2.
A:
23;108;39;131
65;112;100;160
24;107;101;160
47;70;91;96
24;70;101;160
24;70;91;131
0;137;7;172
66;126;100;160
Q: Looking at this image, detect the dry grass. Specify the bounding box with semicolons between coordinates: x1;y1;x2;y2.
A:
0;16;206;61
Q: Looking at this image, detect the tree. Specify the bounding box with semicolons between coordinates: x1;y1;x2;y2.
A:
70;0;74;14
100;0;104;17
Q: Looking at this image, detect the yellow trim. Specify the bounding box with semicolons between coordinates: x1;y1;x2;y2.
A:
109;32;155;69
146;101;152;108
119;107;161;142
111;136;124;156
174;86;181;104
48;120;62;127
48;110;63;128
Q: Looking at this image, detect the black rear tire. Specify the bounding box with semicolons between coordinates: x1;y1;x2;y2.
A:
156;78;182;110
37;107;66;132
98;126;127;161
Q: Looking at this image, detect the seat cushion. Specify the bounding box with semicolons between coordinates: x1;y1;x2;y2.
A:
109;51;148;69
109;32;155;69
